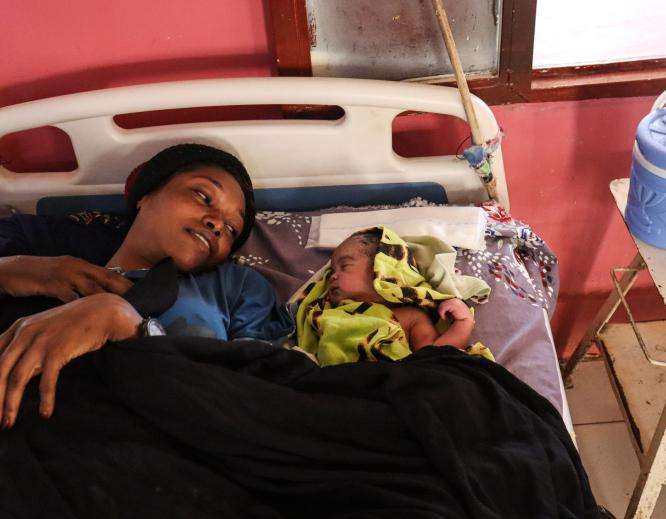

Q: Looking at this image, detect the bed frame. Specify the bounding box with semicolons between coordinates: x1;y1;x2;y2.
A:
0;77;573;433
0;77;508;214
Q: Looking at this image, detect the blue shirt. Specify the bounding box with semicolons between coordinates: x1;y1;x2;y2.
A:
158;263;293;341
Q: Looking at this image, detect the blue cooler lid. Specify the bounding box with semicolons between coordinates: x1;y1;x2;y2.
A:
637;108;666;170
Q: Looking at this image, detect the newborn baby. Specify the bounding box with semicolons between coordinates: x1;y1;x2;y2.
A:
295;226;484;366
329;229;474;352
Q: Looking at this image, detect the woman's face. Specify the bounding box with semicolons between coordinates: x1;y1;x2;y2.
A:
133;166;246;272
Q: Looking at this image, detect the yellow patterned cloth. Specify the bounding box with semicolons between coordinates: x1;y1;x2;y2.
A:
295;226;493;366
372;227;455;308
296;273;411;366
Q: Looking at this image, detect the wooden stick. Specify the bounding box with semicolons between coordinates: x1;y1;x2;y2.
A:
431;0;497;200
431;0;482;145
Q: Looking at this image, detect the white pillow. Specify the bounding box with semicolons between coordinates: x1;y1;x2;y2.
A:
306;206;487;251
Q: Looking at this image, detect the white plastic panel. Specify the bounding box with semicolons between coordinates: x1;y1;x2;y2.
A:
0;77;508;213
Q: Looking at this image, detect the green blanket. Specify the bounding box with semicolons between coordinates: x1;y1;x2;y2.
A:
294;227;491;366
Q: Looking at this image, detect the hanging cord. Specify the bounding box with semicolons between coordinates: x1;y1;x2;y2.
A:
431;0;498;201
454;134;472;158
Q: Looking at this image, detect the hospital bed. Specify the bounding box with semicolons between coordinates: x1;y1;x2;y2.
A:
0;76;573;433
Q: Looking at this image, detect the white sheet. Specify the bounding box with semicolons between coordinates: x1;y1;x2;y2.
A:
306;206;487;251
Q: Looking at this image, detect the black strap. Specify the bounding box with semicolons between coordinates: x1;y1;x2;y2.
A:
121;258;179;318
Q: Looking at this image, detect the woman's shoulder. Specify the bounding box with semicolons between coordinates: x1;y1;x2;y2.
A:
195;262;280;309
190;262;273;295
214;261;268;281
0;212;127;263
0;213;77;257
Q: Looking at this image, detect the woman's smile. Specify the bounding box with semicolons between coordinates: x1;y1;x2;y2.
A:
186;228;212;254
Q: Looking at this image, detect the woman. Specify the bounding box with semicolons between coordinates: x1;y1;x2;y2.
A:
0;144;292;429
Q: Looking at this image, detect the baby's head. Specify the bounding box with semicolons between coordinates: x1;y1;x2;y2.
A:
329;230;382;305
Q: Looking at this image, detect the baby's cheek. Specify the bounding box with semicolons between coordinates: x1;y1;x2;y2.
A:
338;280;356;293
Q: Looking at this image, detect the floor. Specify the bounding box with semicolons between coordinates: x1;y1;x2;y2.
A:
566;359;666;517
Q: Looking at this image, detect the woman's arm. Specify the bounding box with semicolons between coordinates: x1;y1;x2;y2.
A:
0;214;131;301
0;293;143;429
0;255;132;302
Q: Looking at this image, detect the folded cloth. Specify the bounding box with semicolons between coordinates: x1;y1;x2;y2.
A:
307;205;488;251
403;234;491;302
295;226;491;366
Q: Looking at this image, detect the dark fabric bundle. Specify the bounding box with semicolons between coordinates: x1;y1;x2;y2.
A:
125;143;256;253
0;337;600;518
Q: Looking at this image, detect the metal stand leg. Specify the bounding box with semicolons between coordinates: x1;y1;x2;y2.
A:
562;253;645;381
625;404;666;518
612;267;666;367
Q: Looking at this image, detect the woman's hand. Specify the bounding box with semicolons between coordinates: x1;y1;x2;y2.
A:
0;293;143;429
0;255;133;302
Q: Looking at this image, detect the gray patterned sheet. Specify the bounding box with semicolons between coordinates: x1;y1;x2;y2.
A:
233;199;564;413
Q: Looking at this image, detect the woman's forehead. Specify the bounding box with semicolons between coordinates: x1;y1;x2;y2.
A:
177;165;234;184
176;166;244;198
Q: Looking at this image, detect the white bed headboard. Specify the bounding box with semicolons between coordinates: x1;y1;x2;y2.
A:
0;77;509;213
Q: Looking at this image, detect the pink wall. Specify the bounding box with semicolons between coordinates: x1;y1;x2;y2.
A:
493;98;665;356
0;0;276;172
2;0;662;357
0;0;275;108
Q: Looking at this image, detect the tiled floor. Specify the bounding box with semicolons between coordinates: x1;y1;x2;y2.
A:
566;359;666;518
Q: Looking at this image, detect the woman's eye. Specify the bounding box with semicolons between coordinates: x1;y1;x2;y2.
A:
225;223;238;237
194;190;211;205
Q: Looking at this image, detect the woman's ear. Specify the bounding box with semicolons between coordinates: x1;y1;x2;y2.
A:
136;191;154;210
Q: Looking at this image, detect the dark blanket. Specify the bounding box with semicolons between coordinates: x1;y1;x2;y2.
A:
0;338;599;518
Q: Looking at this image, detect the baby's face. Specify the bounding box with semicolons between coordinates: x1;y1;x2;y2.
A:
329;237;380;305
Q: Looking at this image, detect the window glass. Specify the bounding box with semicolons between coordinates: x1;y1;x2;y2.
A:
533;0;666;68
306;0;502;80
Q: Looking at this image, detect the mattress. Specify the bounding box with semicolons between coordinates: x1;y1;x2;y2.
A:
235;198;569;418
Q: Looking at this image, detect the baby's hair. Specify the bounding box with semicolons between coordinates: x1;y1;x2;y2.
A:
348;228;381;258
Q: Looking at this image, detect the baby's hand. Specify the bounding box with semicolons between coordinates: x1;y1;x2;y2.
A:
438;298;474;323
435;299;475;350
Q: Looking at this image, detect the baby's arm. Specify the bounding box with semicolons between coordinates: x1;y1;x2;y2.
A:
401;299;474;351
432;299;475;350
406;310;440;352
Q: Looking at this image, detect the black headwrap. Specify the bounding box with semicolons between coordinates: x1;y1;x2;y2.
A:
125;144;255;253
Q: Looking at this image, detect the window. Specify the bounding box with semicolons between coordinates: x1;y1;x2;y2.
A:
534;0;666;68
305;0;501;81
268;0;666;104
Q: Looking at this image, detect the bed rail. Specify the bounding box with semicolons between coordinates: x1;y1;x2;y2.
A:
0;77;508;212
